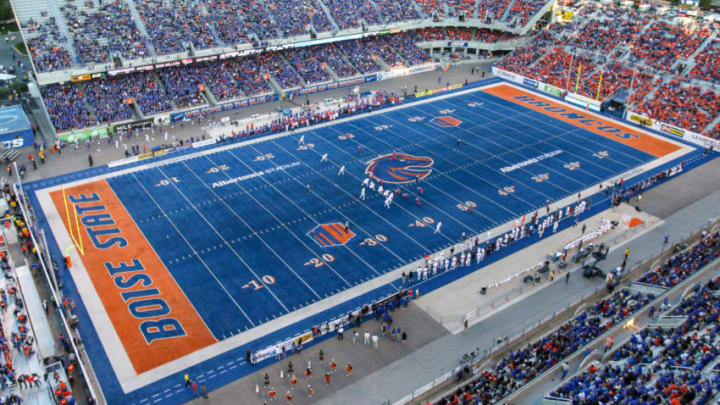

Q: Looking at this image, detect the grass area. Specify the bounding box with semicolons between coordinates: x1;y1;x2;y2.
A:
0;22;18;36
13;41;26;55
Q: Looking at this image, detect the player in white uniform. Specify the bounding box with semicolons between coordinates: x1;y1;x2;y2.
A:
369;181;375;191
359;187;366;200
377;185;384;194
434;221;442;234
338;165;345;175
362;178;370;186
321;153;328;162
298;135;305;145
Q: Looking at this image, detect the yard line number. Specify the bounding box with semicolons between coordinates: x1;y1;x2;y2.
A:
305;253;335;268
498;186;516;196
409;216;435;227
359;234;388;246
155;177;180;187
456;201;477;211
206;164;230;173
242;275;277;290
254;153;274;161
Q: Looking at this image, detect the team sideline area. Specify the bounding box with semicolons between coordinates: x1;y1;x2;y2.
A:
21;79;702;404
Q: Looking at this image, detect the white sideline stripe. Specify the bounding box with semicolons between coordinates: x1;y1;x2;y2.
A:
32;81;696;394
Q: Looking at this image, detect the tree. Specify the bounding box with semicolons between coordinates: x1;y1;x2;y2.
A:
0;1;12;21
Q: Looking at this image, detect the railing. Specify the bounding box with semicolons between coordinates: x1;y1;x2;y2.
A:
11;164;101;404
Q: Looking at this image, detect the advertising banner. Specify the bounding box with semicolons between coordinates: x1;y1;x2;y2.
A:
170;94;278;122
59;125;113;143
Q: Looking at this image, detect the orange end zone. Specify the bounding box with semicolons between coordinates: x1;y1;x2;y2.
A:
483;84;681;158
49;180;216;374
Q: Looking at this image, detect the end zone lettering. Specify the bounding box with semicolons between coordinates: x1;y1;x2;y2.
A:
482;84;681;158
513;95;639;140
49;180;215;374
70;192;185;343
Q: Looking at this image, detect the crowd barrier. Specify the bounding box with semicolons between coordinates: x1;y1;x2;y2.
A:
625;109;720;150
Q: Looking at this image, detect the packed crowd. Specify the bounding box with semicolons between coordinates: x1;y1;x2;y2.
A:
225;55;273;96
374;0;422;23
635;81;720;134
258;52;303;89
445;0;477;18
637;231;720;288
40;84;95;132
324;0;381;29
503;0;549;27
319;44;358;79
628;22;711;72
418;27;517;43
203;0;275;45
334;39;382;74
40;29;438;132
569;16;643;55
33;0;544;72
384;32;433;67
62;0;150;64
267;0;333;38
156;64;208;108
477;0;512;23
550;277;720;404
98;72;172;118
690;41;720;85
283;46;332;85
436;290;653;404
27;0;554;74
497;6;720;138
23;17;73;73
83;78;134;123
134;0;218;55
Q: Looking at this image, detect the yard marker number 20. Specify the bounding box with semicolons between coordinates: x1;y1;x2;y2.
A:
305;253;335;268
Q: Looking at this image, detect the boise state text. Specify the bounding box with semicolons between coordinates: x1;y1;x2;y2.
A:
70;193;186;344
365;153;434;184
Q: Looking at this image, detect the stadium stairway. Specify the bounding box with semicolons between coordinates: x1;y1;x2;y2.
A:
705;114;720;135
325;64;341;82
265;76;283;94
130;103;144;120
0;148;21;163
646;315;687;329
500;0;517;23
279;53;308;88
198;2;226;46
203;87;218;106
625;281;668;297
152;71;178;111
516;0;554;31
10;0;79;67
316;0;341;32
125;0;157;57
76;82;100;125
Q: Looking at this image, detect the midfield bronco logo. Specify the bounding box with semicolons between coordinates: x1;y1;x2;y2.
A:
365;153;434;184
308;222;355;247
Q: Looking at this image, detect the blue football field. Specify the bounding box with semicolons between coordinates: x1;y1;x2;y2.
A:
28;81;699;404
